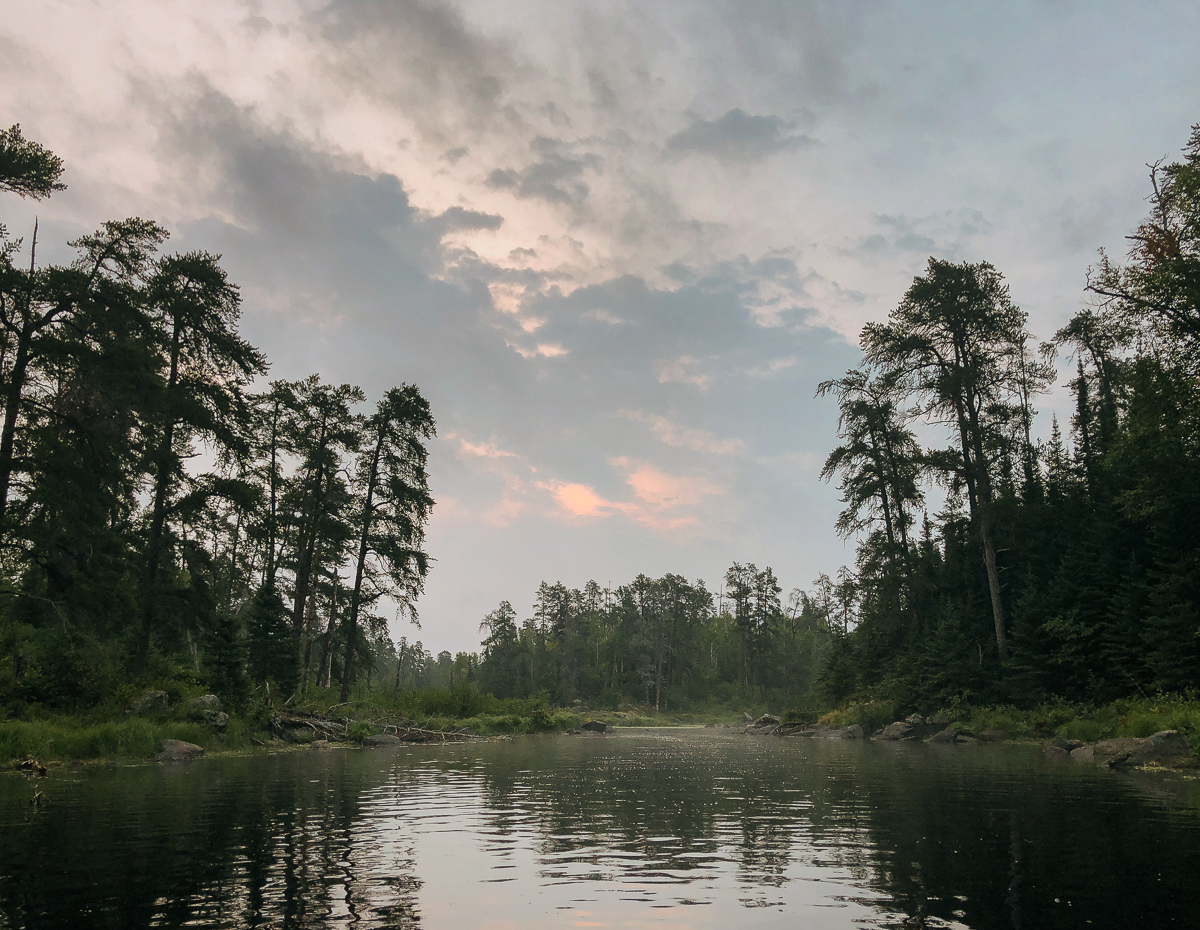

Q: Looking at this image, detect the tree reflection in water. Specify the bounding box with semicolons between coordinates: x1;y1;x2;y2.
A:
1;732;1199;929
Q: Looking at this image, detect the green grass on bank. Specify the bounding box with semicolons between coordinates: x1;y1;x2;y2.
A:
0;715;266;764
813;693;1200;761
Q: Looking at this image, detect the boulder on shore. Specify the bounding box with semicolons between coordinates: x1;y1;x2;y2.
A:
876;716;944;741
1070;730;1191;767
155;739;205;763
186;694;228;733
363;733;403;747
582;721;607;733
130;690;169;716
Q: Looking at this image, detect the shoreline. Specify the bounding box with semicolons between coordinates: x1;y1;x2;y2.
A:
6;695;1199;773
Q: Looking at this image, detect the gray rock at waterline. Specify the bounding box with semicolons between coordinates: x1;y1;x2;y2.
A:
821;724;864;740
927;727;959;744
582;721;607;733
155;739;205;763
282;728;317;744
876;718;943;741
363;733;403;747
1070;730;1190;767
1051;735;1083;752
129;690;169;716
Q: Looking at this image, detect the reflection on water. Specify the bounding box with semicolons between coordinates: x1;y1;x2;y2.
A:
1;730;1198;929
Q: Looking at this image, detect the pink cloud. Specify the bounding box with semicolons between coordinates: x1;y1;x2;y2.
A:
539;460;722;532
614;458;721;510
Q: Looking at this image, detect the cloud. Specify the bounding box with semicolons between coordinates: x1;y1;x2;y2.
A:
620;410;743;455
427;205;504;237
656;355;712;389
485;137;601;206
665;108;815;162
846;209;992;258
747;356;800;378
539;458;723;532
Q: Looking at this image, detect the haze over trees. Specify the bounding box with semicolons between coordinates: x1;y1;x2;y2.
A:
812;124;1200;710
470;123;1200;713
0;126;436;712
3;119;1199;720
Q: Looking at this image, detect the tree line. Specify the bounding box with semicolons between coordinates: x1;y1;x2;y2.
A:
816;124;1200;710
471;124;1200;715
469;565;840;710
0;126;436;712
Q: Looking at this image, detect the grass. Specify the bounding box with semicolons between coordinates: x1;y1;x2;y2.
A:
0;715;264;764
811;693;1200;765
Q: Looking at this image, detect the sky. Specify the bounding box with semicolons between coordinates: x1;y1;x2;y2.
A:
3;1;1200;654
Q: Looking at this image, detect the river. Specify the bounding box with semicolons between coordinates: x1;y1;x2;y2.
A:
1;729;1198;928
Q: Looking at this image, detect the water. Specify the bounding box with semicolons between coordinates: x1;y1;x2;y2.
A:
1;730;1198;929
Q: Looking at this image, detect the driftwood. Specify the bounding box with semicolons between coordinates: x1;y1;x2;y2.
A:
271;710;476;744
271;710;350;740
379;722;476;743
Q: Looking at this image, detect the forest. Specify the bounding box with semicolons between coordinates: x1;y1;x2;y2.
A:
0;125;438;717
468;123;1200;714
1;121;1198;725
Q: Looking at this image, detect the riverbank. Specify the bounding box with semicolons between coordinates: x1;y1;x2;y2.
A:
810;694;1200;766
0;688;749;766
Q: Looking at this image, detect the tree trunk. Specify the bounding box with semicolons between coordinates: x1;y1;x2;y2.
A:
318;573;339;689
135;319;182;674
980;510;1008;661
340;425;384;704
0;330;32;528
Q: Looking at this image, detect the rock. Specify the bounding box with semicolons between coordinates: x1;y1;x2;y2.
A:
363;733;403;747
1071;730;1191;767
187;695;229;732
755;714;781;728
928;712;951;726
129;690;169;716
581;721;607;733
187;694;222;716
1051;735;1083;752
927;727;959;744
877;718;944;741
282;728;317;744
977;729;1008;742
567;728;582;735
155;739;205;763
818;724;865;740
312;739;330;749
877;721;910;740
1045;746;1071;762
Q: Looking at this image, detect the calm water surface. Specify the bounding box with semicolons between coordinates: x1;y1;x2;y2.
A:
1;729;1198;929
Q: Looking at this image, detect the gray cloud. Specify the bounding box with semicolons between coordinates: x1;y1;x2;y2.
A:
308;0;524;143
427;205;504;238
666;108;815;162
846;209;992;258
485;137;601;205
